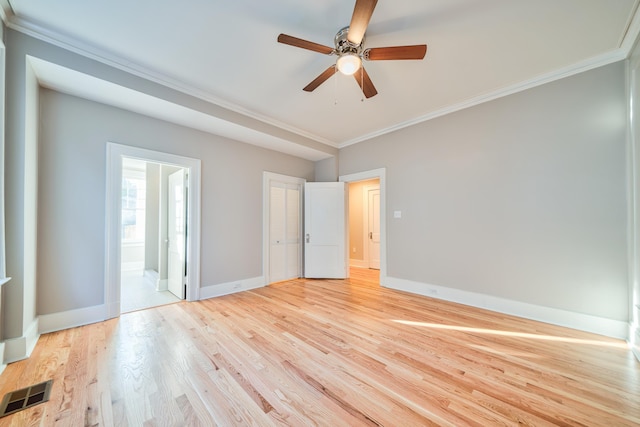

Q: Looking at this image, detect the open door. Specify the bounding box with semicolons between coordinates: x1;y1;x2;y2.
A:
304;182;348;279
168;169;187;299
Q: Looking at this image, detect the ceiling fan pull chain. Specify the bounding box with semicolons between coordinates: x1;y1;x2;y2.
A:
361;67;364;102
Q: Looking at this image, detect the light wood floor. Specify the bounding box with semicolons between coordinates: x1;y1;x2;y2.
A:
1;268;639;426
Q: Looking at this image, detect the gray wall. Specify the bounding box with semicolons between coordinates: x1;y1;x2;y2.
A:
2;27;318;330
340;61;628;322
4;29;40;339
2;22;631;340
36;89;314;315
315;156;338;182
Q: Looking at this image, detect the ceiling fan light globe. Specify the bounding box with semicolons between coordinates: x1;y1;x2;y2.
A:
337;53;361;75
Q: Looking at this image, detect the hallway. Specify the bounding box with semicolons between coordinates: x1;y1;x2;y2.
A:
120;271;180;313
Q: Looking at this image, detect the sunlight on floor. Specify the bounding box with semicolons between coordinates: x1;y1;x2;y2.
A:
121;273;180;313
467;344;545;358
392;319;628;348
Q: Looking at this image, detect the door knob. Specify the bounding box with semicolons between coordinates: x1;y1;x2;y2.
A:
369;232;373;239
306;234;310;243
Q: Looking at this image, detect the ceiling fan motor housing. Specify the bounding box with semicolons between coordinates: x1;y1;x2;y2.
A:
276;0;426;98
334;26;364;56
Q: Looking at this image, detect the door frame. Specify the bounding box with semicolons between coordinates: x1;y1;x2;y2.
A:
364;184;381;269
340;168;387;281
105;143;202;318
263;172;305;284
167;168;187;299
628;50;640;359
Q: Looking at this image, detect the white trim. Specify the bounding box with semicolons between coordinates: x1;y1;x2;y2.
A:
620;0;640;52
631;323;640;361
340;50;627;149
157;278;168;292
144;269;159;289
4;16;338;149
263;172;306;285
0;342;5;375
3;318;39;364
199;276;264;300
5;11;636;152
349;259;369;269
340;169;387;282
38;304;106;335
0;40;6;280
385;276;629;340
0;0;9;23
106;143;202;319
627;35;640;361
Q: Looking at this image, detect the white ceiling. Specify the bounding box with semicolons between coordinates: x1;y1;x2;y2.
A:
2;0;640;156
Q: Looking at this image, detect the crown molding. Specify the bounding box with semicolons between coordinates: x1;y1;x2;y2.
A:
339;48;628;149
619;0;640;52
4;4;640;152
3;14;339;149
0;0;11;22
337;0;640;149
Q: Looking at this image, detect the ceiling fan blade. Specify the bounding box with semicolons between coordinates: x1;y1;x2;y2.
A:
303;65;337;92
347;0;378;45
277;34;334;55
365;45;427;61
353;66;378;98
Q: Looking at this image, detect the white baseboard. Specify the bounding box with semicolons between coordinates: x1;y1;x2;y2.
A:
157;278;168;292
3;317;40;364
144;269;159;289
38;304;107;335
383;276;629;340
631;324;640;362
199;276;265;300
121;261;144;272
0;342;5;375
349;259;369;268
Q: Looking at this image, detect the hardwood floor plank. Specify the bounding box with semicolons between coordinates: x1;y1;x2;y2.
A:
1;268;639;426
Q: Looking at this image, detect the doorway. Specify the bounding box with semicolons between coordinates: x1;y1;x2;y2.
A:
119;158;187;312
347;179;380;270
106;143;202;319
262;169;386;284
263;172;305;284
340;168;387;282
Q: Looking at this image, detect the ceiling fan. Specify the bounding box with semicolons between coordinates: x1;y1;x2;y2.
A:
277;0;427;99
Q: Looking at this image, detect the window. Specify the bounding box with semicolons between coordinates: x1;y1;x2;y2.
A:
121;164;146;243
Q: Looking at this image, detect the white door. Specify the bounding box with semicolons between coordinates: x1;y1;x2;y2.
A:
168;169;186;299
305;182;348;279
269;182;301;282
368;188;381;270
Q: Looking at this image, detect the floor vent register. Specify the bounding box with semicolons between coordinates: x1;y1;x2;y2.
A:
0;380;53;418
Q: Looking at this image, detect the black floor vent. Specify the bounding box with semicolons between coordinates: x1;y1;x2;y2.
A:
0;380;53;418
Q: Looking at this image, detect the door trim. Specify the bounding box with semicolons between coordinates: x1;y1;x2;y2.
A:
106;143;202;318
340;168;387;282
263;172;305;284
